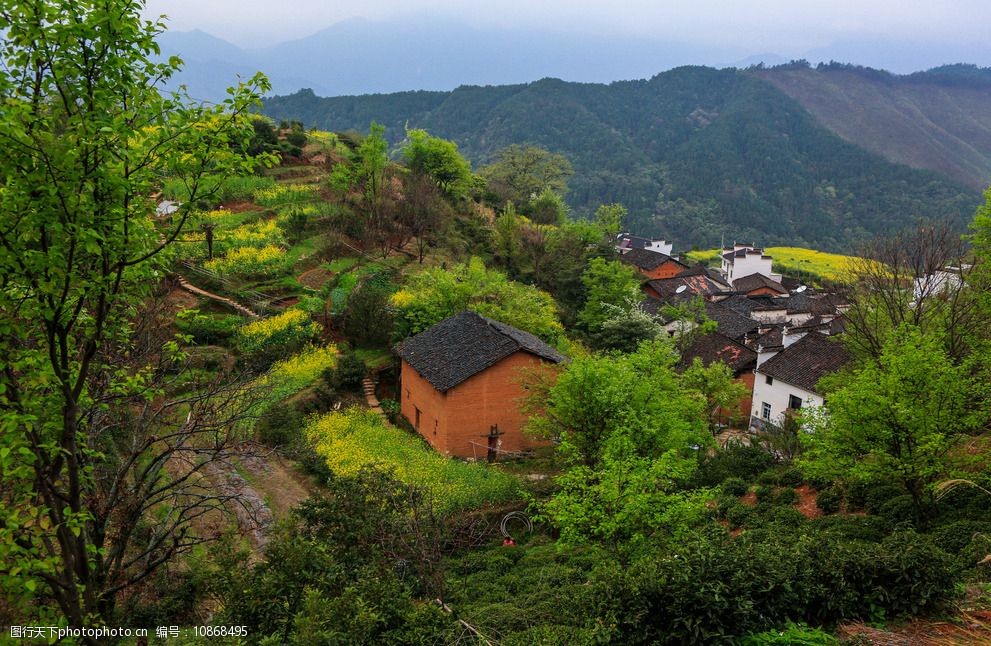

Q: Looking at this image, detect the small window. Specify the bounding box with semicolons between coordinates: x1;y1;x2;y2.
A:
765;375;773;385
414;407;421;430
761;402;771;420
788;395;803;410
406;388;411;400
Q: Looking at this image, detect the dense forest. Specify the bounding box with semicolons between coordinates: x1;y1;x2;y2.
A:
263;66;984;252
7;2;991;645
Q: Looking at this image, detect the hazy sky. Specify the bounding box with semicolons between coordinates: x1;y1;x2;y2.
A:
143;0;991;50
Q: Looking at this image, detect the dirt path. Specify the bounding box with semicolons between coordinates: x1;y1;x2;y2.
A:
237;452;315;520
176;275;259;318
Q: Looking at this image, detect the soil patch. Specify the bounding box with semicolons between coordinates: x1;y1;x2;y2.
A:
298;266;334;290
795;484;822;519
237;452;315;520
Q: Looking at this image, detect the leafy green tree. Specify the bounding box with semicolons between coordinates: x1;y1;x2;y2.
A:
529;187;569;225
577;258;642;332
680;358;749;434
594;203;628;237
400;128;473;201
480;144;573;208
593;299;664;352
525;341;710;551
801;325;989;522
391;257;564;343
0;0;268;626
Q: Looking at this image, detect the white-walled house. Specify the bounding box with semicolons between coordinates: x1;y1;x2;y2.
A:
721;243;782;283
913;265;969;302
750;332;850;429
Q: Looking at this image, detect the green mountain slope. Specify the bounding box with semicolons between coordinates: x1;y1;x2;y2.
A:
263;66;981;251
756;63;991;191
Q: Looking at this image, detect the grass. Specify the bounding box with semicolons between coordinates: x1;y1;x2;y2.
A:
306;408;521;512
353;347;394;370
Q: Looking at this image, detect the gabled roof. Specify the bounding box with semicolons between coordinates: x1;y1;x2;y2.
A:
703;301;759;341
733;272;788;295
722;247;770;261
620;248;686;271
753;326;784;350
720;294;788;317
757;332;851;393
645;274;730;301
617;233;668;250
679;332;757;375
677;263;732;289
394;311;566;392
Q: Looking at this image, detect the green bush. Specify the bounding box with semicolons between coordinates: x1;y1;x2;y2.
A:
845;480;872;510
722;477;748;497
755;485;775;504
740;623;838;645
864;484;904;515
257;402;305;447
816;488;843;514
725;503;755;529
929;520;991;556
770;507;806;528
775;488;800;506
777;467;804;487
811;515;889;543
694;442;776;486
757;470;780;485
879;495;917;525
176;311;244;345
325;351;366;392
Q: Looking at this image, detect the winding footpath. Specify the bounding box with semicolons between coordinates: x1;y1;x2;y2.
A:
176;275;259;318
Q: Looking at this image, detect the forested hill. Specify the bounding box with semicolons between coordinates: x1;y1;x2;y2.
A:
756;63;991;192
262;66;984;252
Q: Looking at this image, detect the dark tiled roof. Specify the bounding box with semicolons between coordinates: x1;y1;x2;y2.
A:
678;263;732;289
703;301;759;341
618;234;668;250
679;332;757;374
733;273;788;295
722;247;769;261
620;248;686;271
753;326;784;350
720;294;788;317
757;332;851;393
394;311;565;392
645;274;730;301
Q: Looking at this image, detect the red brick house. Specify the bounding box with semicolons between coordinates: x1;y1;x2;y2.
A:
619;248;689;280
394;311;566;460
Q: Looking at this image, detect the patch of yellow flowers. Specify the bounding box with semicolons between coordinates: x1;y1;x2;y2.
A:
253;183;318;207
306;408;520;512
204;244;287;278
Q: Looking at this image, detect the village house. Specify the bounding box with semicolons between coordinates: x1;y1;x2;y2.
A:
394;311;566;460
750;332;850;430
616;232;673;256
720;243;782;283
619;248;689;280
732;272;788;297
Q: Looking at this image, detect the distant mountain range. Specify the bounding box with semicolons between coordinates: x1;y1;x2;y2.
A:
261;64;991;252
157;19;991;102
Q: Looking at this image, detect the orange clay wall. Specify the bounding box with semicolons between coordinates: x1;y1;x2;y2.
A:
639;261;684;280
400;352;551;459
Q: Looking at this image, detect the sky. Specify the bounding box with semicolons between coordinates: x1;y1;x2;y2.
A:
143;0;991;51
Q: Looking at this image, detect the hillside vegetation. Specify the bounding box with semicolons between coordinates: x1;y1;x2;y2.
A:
756;63;991;191
263;66;982;252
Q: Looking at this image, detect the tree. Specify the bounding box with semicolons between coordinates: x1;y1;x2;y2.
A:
480;144;573;209
800;325;989;522
529;187;569;225
390;257;564;344
679;359;748;434
593;299;664;352
523;341;710;552
399;128;473;201
0;0;268;628
594;203;628;237
396;170;453;263
577;258;642;332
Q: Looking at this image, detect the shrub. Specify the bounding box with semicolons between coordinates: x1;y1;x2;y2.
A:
176;311;243;345
777;467;804;487
740;623;838;645
770;507;806;528
257;402;305;447
725;503;755;529
864;484;904;515
236;309;321;367
845;480;872;510
816;488;843;514
722;477;748;497
325;351;366;392
775;488;800;506
755;485;775;504
694;442;776;486
930;520;991;556
812;515;889;543
757;470;780;485
879;495;917;525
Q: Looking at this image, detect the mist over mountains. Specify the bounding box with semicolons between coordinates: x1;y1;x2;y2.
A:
156;17;991;102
